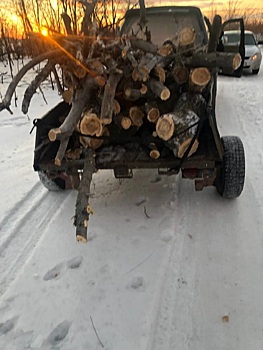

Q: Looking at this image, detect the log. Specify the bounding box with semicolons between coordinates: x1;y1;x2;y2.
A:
184;52;242;70
158;43;174;57
48;78;96;142
129;106;144;127
189;67;211;92
0;49;61;113
145;102;160;123
172;65;189;85
75;148;96;242
114;114;132;130
80;127;109;149
129;37;158;54
179;27;196;50
100;68;123;124
149;79;170;101
154;65;166;83
166;137;199;158
156;93;205;141
62;89;73;104
79;111;103;137
149;143;160;159
22;61;53;114
159;110;200;157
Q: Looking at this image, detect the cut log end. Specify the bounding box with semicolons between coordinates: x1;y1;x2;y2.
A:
147;107;160;123
179;27;196;48
178;138;199;158
189;67;211;92
156;115;175;141
121;116;132;129
79;112;103;136
150;149;160;159
233;53;242;70
48;128;62;142
76;235;88;243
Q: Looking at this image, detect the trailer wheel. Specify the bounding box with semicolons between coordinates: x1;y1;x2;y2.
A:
216;136;245;198
38;171;79;191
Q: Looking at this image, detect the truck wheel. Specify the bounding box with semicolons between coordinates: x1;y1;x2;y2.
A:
38;171;79;191
252;68;259;75
216;136;245;198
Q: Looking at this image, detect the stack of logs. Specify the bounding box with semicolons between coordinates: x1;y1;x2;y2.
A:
44;25;241;165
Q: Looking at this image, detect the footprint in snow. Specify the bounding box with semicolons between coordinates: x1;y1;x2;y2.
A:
129;276;145;290
43;262;64;281
66;256;83;269
44;257;83;281
43;320;71;347
0;316;19;336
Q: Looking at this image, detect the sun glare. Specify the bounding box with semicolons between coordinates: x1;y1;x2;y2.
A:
11;14;19;24
41;28;48;36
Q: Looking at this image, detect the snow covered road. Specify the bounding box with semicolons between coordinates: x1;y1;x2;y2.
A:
0;68;263;350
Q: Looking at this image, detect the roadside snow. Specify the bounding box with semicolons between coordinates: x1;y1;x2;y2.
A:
0;61;263;350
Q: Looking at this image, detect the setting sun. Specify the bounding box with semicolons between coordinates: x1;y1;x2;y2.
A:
41;28;48;36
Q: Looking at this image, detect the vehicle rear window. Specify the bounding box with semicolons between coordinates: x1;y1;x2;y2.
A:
122;12;206;47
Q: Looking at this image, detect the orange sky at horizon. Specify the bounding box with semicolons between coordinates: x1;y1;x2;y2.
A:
1;0;262;36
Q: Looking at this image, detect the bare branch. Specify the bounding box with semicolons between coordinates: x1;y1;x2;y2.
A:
0;50;61;114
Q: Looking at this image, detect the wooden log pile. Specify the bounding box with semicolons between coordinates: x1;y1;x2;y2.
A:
0;24;242;164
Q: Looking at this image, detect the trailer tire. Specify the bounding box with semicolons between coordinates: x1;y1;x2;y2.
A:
38;171;79;191
216;136;245;198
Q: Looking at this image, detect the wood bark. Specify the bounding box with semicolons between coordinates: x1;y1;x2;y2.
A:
156;93;205;142
129;106;144;127
184;52;242;70
22;61;53;114
149;80;170;101
100;69;123;124
0;50;61;113
75;148;96;242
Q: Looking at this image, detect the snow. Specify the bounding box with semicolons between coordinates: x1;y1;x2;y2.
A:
1;59;263;350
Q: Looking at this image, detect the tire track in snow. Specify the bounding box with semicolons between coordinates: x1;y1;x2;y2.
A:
145;179;195;350
0;182;71;296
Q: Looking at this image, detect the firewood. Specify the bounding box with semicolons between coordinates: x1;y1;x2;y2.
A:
80;127;109;149
113;99;121;115
158;43;174;57
149;143;160;159
62;89;73;104
145;102;160;123
154;65;166;83
48;75;99;165
79;111;103;137
124;88;142;101
129;106;144;127
172;65;189;85
100;68;123;124
157;109;200;157
75;148;96;242
140;84;147;95
129;37;158;54
156;93;205;141
189;67;211;92
184;52;242;70
0;49;61;113
22;61;53;114
86;59;105;75
114;114;132;130
149;79;170;101
178;27;196;50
